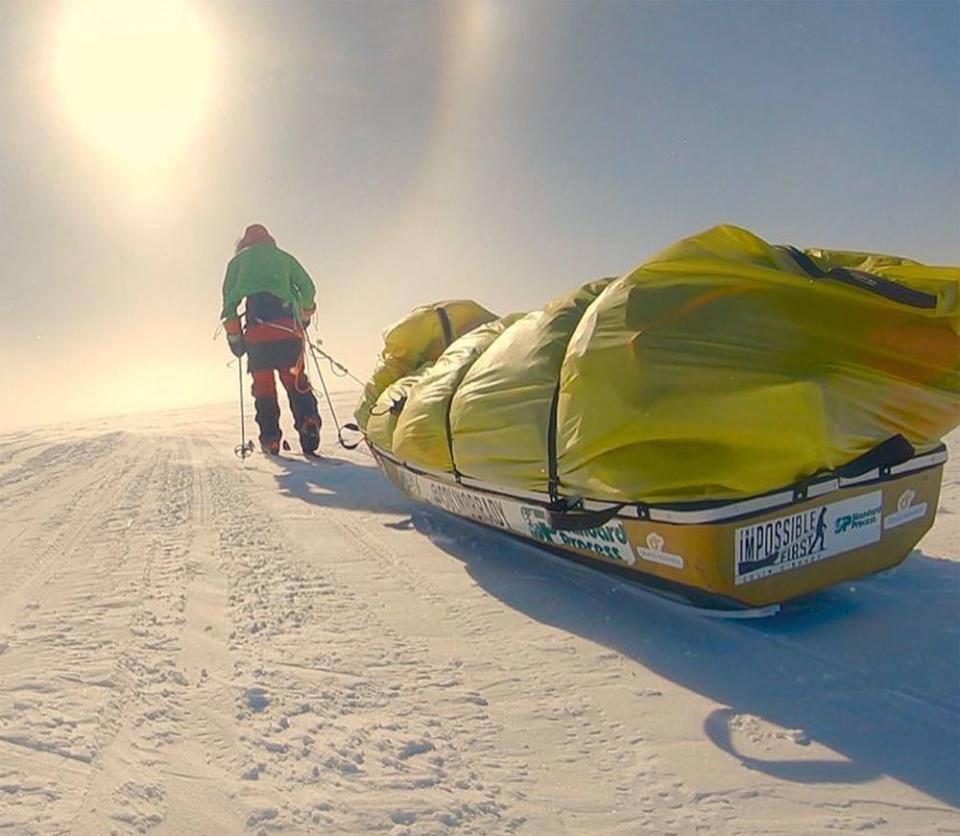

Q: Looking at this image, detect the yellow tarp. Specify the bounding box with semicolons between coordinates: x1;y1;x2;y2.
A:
359;226;959;502
393;315;524;471
355;300;496;431
450;280;613;490
365;365;432;454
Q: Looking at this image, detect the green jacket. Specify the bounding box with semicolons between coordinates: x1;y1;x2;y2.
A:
220;243;316;321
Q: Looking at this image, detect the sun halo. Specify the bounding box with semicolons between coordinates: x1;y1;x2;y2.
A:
52;0;217;176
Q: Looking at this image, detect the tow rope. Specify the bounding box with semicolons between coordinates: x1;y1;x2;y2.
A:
304;337;364;451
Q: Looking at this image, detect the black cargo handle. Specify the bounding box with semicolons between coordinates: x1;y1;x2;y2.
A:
780;246;937;309
836;434;916;479
547;498;625;531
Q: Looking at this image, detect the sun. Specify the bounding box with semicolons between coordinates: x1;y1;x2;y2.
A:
52;0;217;174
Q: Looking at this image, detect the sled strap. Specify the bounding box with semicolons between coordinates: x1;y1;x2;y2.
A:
338;422;364;451
780;246;937;309
437;306;453;348
547;497;625;531
442;380;462;483
836;434;915;479
546;386;561;500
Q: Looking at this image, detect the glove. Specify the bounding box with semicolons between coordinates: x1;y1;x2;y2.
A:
227;332;246;358
223;316;245;357
301;305;316;329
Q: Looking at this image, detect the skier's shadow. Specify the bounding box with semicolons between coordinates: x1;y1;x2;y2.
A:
405;506;960;808
271;454;417;516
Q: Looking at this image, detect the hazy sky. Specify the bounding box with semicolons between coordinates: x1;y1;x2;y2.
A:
1;0;958;430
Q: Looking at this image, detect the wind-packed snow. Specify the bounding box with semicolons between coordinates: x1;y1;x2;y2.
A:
0;392;956;835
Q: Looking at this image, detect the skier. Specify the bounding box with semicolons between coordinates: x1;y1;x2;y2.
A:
221;223;322;456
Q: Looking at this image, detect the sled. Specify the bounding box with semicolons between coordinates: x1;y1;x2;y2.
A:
356;226;957;609
370;442;945;609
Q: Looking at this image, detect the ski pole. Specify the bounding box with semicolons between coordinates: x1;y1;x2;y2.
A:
235;360;254;459
306;340;364;450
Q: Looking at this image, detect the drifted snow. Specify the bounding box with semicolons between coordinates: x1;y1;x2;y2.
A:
0;392;956;835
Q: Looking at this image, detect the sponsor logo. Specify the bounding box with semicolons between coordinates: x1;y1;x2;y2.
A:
735;491;882;585
426;482;509;530
514;506;635;565
834;507;882;535
883;488;928;530
634;532;685;570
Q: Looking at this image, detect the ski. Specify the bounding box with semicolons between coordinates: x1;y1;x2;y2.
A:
255;447;343;465
618;581;781;619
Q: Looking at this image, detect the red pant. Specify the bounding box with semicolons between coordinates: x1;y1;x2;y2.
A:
251;367;303;399
250;363;320;447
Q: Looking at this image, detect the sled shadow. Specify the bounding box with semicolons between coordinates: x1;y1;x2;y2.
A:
272;457;958;807
409;507;960;807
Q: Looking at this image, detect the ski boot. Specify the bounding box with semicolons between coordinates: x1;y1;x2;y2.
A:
254;397;283;456
260;437;281;456
299;416;321;456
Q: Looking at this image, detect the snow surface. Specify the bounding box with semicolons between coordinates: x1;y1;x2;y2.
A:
0;391;956;835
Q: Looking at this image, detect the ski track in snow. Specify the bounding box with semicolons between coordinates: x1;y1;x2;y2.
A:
0;395;956;835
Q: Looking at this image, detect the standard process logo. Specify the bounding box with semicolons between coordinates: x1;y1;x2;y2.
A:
734;491;881;585
511;506;635;565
